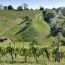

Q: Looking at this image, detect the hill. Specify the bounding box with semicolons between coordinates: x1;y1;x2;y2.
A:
0;10;50;43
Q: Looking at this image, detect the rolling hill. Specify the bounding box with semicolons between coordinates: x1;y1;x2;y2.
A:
0;10;50;43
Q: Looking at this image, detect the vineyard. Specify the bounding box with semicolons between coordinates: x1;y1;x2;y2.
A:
0;38;65;65
0;5;65;65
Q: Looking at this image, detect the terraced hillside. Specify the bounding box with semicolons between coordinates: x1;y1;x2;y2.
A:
0;10;50;43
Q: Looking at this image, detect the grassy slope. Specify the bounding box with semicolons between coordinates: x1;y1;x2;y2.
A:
16;11;50;42
0;10;65;65
0;10;50;43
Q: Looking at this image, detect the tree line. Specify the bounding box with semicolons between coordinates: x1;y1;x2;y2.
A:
0;3;29;10
0;3;45;11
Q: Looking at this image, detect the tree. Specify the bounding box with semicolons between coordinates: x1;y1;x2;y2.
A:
30;8;33;10
17;6;23;10
0;4;4;10
52;33;62;62
39;6;44;11
43;9;55;23
23;3;29;10
4;6;8;10
57;7;65;16
8;5;13;10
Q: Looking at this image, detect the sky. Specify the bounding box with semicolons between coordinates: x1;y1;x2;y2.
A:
0;0;65;9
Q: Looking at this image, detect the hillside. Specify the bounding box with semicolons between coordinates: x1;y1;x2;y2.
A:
0;7;65;65
0;10;50;42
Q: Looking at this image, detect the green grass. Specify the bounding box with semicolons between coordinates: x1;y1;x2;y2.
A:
0;42;30;48
0;10;50;43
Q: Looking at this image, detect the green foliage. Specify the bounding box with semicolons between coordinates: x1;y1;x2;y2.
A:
8;5;14;10
0;43;65;64
43;9;55;23
17;6;23;10
20;47;29;62
6;46;14;63
29;40;41;63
